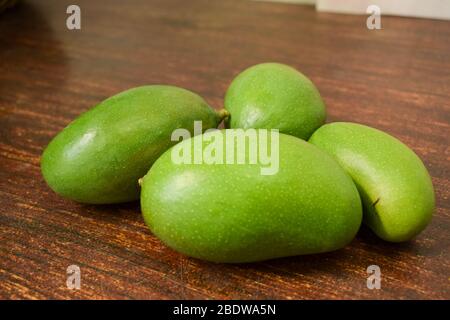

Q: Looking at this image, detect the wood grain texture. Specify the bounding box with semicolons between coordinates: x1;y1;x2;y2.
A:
0;0;449;299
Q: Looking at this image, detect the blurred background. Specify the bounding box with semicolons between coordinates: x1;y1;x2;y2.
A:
3;0;450;19
260;0;450;20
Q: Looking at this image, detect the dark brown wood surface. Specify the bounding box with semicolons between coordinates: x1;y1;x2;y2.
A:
0;0;449;300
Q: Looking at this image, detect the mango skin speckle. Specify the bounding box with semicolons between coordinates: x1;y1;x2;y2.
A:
224;63;326;140
141;130;362;263
41;85;221;204
309;122;435;242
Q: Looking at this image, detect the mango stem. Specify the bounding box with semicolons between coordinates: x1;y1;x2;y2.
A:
216;108;230;124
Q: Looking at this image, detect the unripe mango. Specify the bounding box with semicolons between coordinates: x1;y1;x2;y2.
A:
224;63;326;140
309;122;435;242
41;85;223;204
140;130;362;263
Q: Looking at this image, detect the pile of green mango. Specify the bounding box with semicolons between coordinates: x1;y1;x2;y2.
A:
41;63;435;263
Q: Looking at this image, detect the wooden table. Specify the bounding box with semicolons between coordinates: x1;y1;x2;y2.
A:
0;0;449;300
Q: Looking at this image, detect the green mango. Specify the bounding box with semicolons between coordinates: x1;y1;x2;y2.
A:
224;63;326;140
41;85;225;204
140;129;362;263
309;122;435;242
